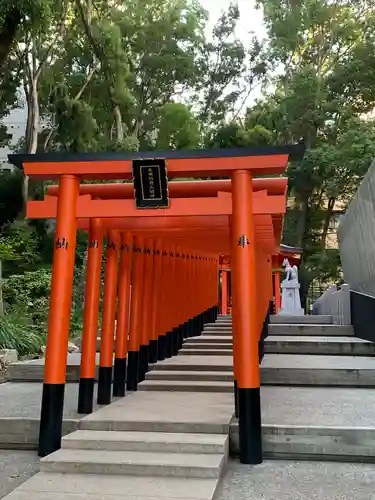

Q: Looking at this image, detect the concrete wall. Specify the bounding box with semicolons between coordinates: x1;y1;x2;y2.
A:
338;160;375;296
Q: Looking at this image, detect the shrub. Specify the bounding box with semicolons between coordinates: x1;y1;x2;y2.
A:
0;310;44;356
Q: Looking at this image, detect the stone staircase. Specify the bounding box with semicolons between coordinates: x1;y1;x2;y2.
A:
41;431;228;478
140;314;375;391
4;313;375;499
5;388;233;499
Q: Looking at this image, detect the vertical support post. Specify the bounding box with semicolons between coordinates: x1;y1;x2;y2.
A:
221;270;228;315
165;246;175;358
78;218;103;414
127;236;145;391
97;230;119;405
229;218;239;418
38;175;79;457
113;232;133;397
157;247;168;360
232;169;262;465
149;239;162;363
139;238;154;382
274;271;281;313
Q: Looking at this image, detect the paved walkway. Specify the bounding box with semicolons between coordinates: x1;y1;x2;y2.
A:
3;456;375;500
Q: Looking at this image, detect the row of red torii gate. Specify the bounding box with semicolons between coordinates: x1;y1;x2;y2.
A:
10;144;304;465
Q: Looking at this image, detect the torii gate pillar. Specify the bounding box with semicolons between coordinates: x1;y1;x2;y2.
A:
231;169;262;465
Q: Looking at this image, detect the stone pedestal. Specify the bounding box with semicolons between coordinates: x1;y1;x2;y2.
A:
279;281;304;316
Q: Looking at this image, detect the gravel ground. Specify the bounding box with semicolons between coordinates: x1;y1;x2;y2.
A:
0;450;39;499
215;460;375;500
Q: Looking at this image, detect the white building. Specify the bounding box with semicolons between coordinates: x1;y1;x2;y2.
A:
0;102;27;172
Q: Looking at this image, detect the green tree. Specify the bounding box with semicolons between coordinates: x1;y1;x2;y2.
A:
206;121;273;148
246;0;375;302
156;102;201;150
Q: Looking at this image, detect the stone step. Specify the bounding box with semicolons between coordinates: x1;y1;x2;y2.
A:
146;370;233;382
151;354;375;387
139;380;233;393
62;430;228;454
261;354;375;387
192;336;232;344
79;417;229;435
151;358;232;373
204;323;233;329
267;324;354;336
201;329;232;335
182;343;232;350
265;336;374;356
8;353;91;383
230;424;375;461
5;472;220;500
270;315;333;324
40;448;225;479
9;362;88;383
179;349;232;356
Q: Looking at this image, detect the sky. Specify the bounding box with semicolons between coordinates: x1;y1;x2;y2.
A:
200;0;266;42
199;0;267;108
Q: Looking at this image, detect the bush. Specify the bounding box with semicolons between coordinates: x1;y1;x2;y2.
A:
0;310;45;356
3;268;51;330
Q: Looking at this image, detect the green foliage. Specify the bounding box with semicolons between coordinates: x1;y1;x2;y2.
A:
0;309;44;356
1;221;40;276
206;121;273;148
156;102;201;150
3;268;51;310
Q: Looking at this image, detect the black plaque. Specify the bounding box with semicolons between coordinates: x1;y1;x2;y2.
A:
132;158;169;209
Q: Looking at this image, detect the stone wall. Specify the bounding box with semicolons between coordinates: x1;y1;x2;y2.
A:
338;159;375;296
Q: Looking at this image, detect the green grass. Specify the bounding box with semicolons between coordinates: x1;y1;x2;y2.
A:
0;311;45;356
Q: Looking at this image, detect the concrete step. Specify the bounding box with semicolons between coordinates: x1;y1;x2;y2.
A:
151;357;232;372
40;448;225;479
179;349;232;356
62;430;228;454
193;336;232;344
201;329;232;335
9;361;88;383
6;472;220;500
139;380;233;393
270;315;333;324
152;354;375;387
204;323;233;329
182;343;232;350
8;353;96;383
261;354;375;387
230;423;375;462
146;370;233;382
265;336;374;356
267;324;354;336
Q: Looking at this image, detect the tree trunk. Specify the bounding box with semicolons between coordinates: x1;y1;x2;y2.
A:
23;77;40;203
0;8;21;74
321;197;336;248
296;196;310;248
24;85;33;152
28;79;39;154
114;105;124;142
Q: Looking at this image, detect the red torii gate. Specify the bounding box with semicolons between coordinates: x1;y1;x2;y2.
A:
10;144;303;465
